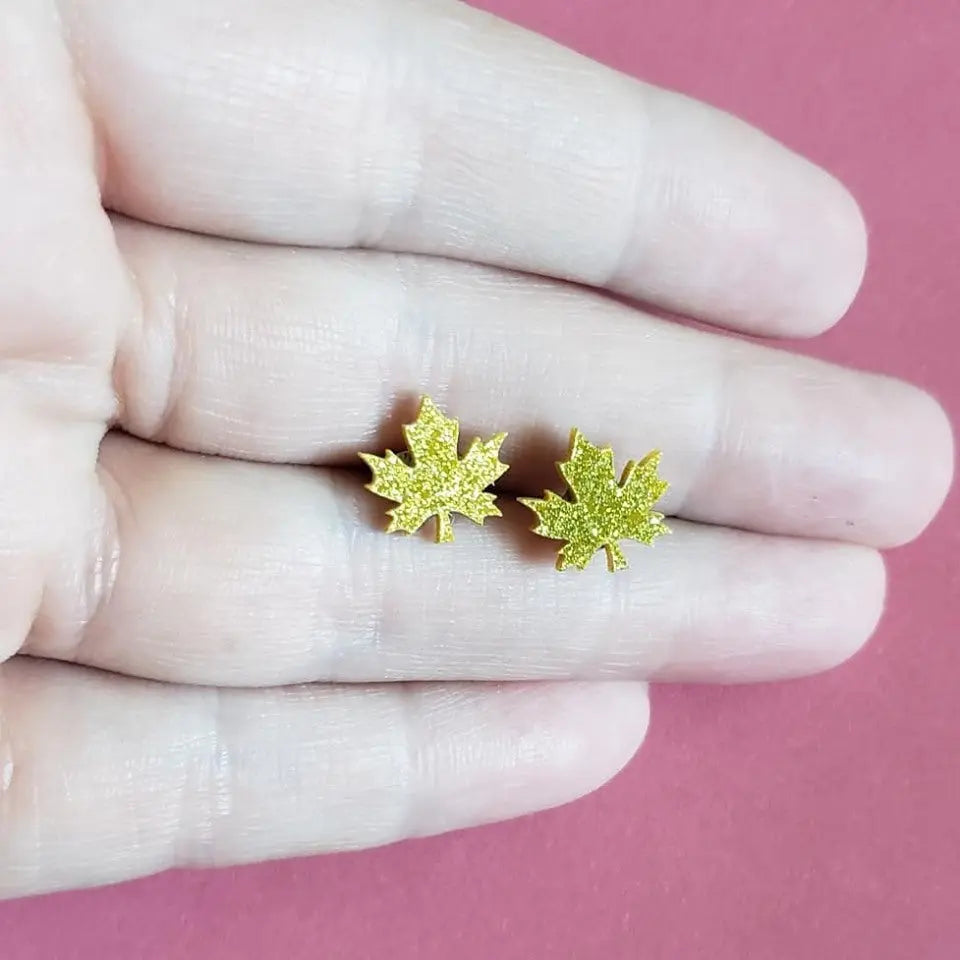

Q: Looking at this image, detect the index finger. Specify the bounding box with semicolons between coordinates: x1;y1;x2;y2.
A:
62;0;866;336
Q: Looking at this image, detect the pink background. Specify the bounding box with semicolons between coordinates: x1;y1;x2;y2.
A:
3;1;958;957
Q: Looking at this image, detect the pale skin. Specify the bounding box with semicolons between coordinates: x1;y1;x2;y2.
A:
0;0;953;899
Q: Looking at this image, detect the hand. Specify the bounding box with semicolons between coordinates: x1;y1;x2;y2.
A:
0;0;951;899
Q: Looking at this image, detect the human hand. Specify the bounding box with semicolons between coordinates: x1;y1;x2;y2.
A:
0;0;952;898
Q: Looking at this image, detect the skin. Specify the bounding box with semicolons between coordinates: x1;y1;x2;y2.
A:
0;0;952;899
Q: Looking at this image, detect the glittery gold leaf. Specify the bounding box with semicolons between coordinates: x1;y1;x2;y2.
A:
519;430;669;572
360;396;509;543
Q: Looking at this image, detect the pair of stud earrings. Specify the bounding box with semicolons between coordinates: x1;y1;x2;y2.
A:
359;396;670;573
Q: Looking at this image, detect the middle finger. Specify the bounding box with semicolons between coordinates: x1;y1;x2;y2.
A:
112;220;951;548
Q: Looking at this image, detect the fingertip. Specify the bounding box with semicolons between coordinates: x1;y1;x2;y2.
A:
743;543;886;680
810;545;887;672
660;530;889;683
569;681;651;792
410;681;651;836
755;162;868;338
875;385;955;547
797;172;869;336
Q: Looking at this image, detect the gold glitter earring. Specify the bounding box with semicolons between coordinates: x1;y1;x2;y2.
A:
360;396;509;543
519;429;670;572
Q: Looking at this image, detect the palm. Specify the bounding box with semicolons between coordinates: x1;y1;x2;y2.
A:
0;0;951;899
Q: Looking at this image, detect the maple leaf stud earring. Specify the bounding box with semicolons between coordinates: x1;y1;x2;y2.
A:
360;396;509;543
518;429;670;572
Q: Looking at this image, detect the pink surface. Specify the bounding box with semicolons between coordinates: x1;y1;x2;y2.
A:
3;1;958;957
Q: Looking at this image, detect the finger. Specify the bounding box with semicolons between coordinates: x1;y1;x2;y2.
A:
62;0;865;335
113;221;953;548
0;658;649;898
0;3;139;661
23;434;885;687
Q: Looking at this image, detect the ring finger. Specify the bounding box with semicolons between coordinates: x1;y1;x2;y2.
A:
24;432;885;686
